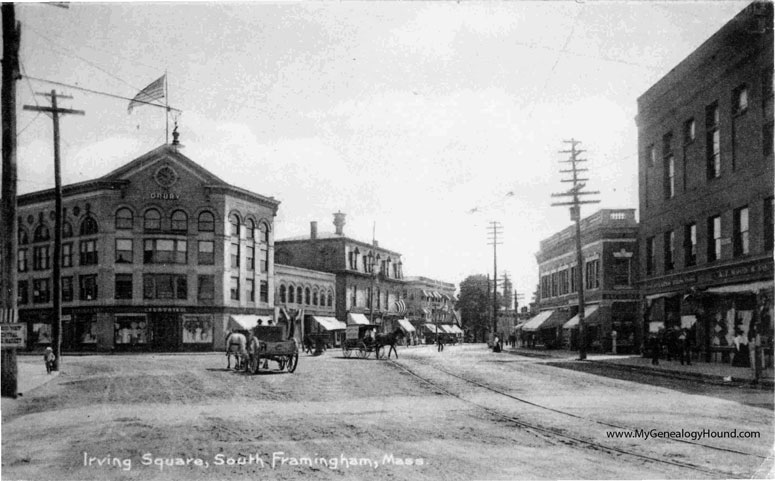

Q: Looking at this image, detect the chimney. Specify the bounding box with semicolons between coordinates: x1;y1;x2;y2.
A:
310;221;318;240
333;211;346;236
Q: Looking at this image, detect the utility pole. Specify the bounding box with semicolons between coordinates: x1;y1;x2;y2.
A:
487;221;503;340
1;3;21;398
23;91;84;371
551;138;599;361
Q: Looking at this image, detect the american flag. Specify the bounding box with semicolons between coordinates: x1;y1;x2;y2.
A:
128;75;165;113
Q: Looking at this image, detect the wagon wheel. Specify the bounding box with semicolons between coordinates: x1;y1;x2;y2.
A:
277;358;287;371
343;344;352;358
358;345;368;358
286;353;298;373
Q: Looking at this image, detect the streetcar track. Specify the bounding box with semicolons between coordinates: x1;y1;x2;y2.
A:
388;358;752;479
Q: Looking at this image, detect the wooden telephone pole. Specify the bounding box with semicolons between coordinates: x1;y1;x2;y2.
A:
1;3;21;398
487;221;503;339
551;139;599;360
23;91;84;371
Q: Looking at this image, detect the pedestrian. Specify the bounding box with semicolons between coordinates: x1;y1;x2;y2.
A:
493;335;502;353
648;334;660;365
679;328;692;365
611;329;618;355
43;347;56;374
437;334;445;352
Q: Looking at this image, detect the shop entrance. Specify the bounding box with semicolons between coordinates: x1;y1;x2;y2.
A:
151;314;181;351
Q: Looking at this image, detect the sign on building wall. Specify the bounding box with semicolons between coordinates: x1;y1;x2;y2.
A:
1;324;27;349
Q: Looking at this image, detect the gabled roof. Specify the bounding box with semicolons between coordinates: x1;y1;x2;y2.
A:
99;144;227;185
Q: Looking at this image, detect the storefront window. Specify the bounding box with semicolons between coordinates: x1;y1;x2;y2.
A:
33;322;52;344
76;316;98;344
114;316;148;345
182;315;213;344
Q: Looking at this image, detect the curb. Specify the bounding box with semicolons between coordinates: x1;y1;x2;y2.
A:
585;359;774;388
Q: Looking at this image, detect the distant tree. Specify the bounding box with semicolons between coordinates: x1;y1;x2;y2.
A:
458;274;502;342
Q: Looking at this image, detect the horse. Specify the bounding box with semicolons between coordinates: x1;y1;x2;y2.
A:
375;328;406;360
225;330;248;370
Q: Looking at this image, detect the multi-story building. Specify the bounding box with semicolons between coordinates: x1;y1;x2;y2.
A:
274;214;406;330
636;2;773;363
529;209;639;352
274;263;342;345
403;276;459;342
16;143;279;352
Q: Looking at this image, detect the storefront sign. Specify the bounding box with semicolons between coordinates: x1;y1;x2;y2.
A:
143;307;187;313
642;258;773;293
1;324;26;349
149;192;180;200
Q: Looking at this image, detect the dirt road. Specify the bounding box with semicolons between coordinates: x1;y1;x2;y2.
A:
2;345;772;480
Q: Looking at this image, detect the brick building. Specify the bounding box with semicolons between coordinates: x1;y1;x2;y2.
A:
529;209;639;352
274;214;406;330
636;2;773;364
274;263;341;345
16;144;279;352
403;276;459;343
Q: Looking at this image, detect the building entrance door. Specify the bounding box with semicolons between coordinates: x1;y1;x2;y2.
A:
151;314;181;351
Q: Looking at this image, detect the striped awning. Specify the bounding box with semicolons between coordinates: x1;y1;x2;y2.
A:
397;318;415;333
563;306;600;329
392;299;407;314
1;308;18;323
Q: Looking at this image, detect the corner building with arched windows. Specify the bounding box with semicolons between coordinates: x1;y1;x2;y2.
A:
15;144;279;352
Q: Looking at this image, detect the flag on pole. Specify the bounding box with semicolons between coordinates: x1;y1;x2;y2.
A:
128;75;165;113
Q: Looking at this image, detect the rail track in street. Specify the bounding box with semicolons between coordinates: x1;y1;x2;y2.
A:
388;358;768;480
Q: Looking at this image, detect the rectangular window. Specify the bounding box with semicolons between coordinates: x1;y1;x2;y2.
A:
648;144;656;166
230;277;239;300
142;274;186;300
350;286;357;308
18;280;28;305
733;206;750;257
79;274;98;301
17;248;27;272
684;223;697;267
198;241;214;265
246;278;255;302
114;274;133;300
197;275;215;302
550;272;558;297
79;239;98;266
260;280;268;303
664;230;675;271
61;276;73;302
230;242;240;269
585;260;600;290
664;155;675;199
765;197;774;252
62;242;73;268
33;245;50;270
143;239;187;264
706;102;721;179
708;215;721;262
684;118;695;144
115;239;133;263
570;266;577;293
260;248;268;273
646;236;655;275
612;258;631;287
33;278;50;303
246;246;254;271
733;84;749;115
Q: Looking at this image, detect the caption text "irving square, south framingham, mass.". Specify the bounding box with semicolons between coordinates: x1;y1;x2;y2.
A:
83;451;425;472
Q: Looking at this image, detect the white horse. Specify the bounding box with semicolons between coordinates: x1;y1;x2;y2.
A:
225;331;248;370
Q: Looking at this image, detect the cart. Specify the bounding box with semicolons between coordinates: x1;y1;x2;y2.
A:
248;325;299;374
342;324;381;359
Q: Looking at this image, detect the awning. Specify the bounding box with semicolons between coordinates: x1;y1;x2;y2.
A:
397;318;416;333
705;280;774;294
421;290;430;298
423;323;442;334
312;316;347;331
645;291;680;301
228;315;273;331
422;308;431;317
520;311;554;332
563;306;600;329
348;313;371;325
447;324;463;334
433;291;441;300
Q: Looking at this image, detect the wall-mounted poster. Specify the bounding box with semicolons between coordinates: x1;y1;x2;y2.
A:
33;323;52;344
182;315;213;343
114;316;148;345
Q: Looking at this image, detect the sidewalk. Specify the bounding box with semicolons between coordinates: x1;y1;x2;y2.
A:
6;357;59;398
505;346;774;387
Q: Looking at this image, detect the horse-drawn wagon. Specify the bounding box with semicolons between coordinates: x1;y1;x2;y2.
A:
342;324;404;359
247;325;299;374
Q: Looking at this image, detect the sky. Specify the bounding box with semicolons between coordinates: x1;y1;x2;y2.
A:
6;0;750;302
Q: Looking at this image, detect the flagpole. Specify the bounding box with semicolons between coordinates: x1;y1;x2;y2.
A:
165;70;169;144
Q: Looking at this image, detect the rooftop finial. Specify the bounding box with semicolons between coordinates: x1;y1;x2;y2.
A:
171;122;180;146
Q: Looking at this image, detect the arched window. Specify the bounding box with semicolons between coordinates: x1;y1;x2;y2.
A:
80;217;99;236
305;287;311;305
198;211;214;232
34;224;50;242
115;208;133;230
230;214;240;237
62;222;73;238
144;209;161;230
279;285;287;304
171;210;188;232
312;289;318;306
288;285;295;303
18;228;29;245
246;219;255;240
259;222;269;244
327;291;333;307
297;286;303;304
